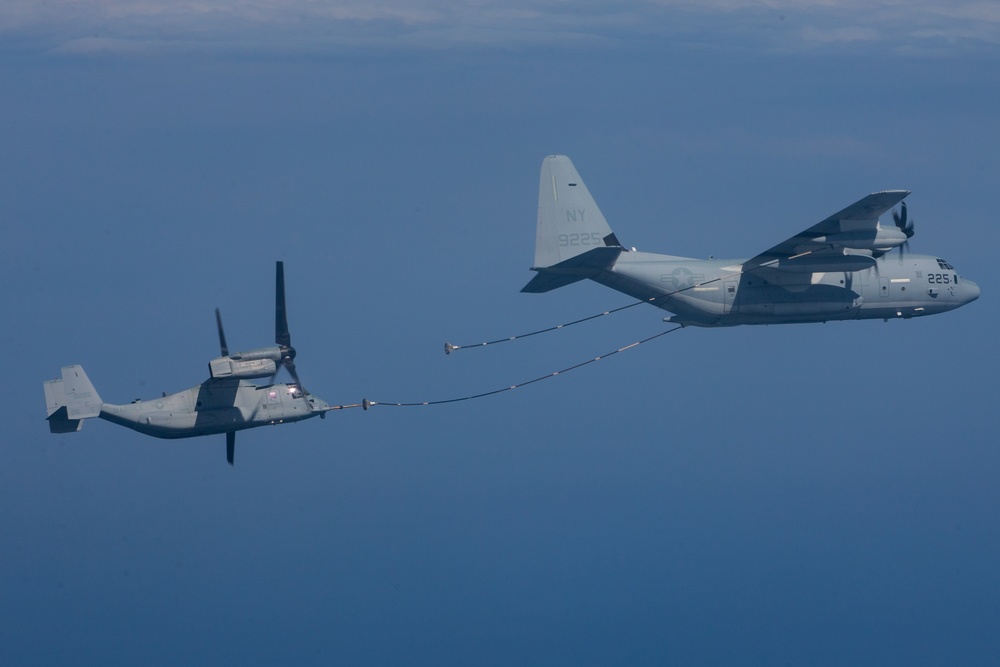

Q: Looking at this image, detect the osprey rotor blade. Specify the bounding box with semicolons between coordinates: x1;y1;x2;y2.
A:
275;261;291;348
226;431;236;466
215;308;229;357
285;358;302;386
274;260;303;389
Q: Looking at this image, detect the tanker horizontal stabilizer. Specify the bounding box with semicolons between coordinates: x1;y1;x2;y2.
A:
522;246;623;293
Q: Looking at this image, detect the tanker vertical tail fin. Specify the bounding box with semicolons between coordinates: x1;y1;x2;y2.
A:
523;155;623;292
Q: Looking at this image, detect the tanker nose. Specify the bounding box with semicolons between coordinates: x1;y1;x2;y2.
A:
963;278;980;303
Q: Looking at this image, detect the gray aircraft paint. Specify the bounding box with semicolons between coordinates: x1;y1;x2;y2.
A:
46;366;328;439
523;155;979;326
43;263;343;465
44;366;330;438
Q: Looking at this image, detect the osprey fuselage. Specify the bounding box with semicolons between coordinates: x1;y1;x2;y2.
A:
100;380;328;439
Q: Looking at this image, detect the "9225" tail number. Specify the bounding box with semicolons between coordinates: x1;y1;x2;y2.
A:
558;232;603;247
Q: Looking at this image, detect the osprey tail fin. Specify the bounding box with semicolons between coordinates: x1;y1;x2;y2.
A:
44;365;103;433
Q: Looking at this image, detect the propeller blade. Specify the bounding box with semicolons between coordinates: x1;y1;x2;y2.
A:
271;261;305;390
285;358;302;386
275;261;291;348
215;308;229;357
892;201;906;229
274;260;303;388
892;203;914;264
226;431;236;466
892;202;915;239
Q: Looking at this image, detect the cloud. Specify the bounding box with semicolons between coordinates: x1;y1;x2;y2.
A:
799;25;880;45
2;1;998;56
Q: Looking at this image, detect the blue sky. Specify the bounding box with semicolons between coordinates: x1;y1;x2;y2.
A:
2;2;998;665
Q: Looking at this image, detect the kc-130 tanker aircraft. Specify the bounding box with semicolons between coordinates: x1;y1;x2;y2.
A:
522;155;979;325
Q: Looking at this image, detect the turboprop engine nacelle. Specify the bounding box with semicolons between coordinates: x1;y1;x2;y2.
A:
813;225;908;253
208;346;283;380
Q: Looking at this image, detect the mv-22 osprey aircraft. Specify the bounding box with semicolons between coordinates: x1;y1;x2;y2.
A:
523;156;979;324
44;262;348;465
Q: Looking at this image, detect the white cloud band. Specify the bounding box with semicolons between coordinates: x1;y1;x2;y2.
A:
2;1;998;55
